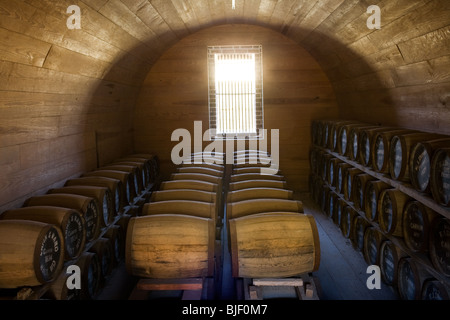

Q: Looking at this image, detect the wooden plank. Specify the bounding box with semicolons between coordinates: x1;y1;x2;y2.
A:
0;27;51;67
136;278;204;291
253;278;304;287
398;26;450;64
43;45;109;79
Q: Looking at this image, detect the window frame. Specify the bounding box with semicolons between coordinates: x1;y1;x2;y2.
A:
207;45;264;141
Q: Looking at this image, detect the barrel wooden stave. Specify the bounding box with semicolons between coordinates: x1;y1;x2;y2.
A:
229;179;287;191
142;200;217;222
65;176;124;215
430;147;450;207
402;201;436;253
227;187;293;202
24;193;101;242
363;180;391;222
409;139;450;193
229;213;320;278
0;220;65;288
47;185;114;228
389;132;444;182
379;240;407;287
227;198;303;220
429;216;450;277
0;206;86;260
125;214;215;279
379;189;411;237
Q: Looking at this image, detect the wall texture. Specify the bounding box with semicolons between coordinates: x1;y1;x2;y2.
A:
0;0;449;212
134;24;338;190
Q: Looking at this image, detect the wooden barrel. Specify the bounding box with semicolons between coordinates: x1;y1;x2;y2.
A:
402;201;437;253
127;153;160;176
227;187;293;203
409;139;450;193
75;252;102;300
371;129;415;173
363;180;391;222
0;220;64;288
362;226;385;266
0;206;86;260
323;119;346;149
333;198;346;227
330;120;355;152
116;156;154;185
379;240;407;287
100;164;142;196
421;279;450;300
351;173;375;211
340;206;357;239
112;161;148;189
104;225;125;266
351;215;370;251
24;194;101;241
65;176;124;215
177;166;223;177
160;179;218;193
397;257;432;300
325;191;337;221
349;125;379;162
115;214;132;239
125;214;215;278
379;189;411;237
48;185;114;228
327;157;341;187
430;147;450;207
229;213;320;278
228;179;287;191
151;189;217;203
358;126;397;167
227;199;303;220
142;200;217;223
230;173;285;183
343;167;363;201
89;237;114;284
319;153;333;183
429;216;450;277
170;172;221;185
181;162;224;172
233;166;282;175
83;170;135;205
336;162;352;194
337;122;368;156
389;132;444;182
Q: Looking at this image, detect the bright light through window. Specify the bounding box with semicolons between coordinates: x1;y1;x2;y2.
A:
215;53;256;135
207;45;263;139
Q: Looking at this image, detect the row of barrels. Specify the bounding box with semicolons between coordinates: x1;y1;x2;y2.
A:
226;152;321;279
125;150;321;282
125;151;225;280
0;153;159;299
310;152;450;299
311;119;450;207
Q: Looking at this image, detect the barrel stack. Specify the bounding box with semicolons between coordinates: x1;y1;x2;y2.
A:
310;119;450;300
0;153;159;299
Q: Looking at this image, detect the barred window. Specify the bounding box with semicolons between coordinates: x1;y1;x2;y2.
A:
207;45;263;139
